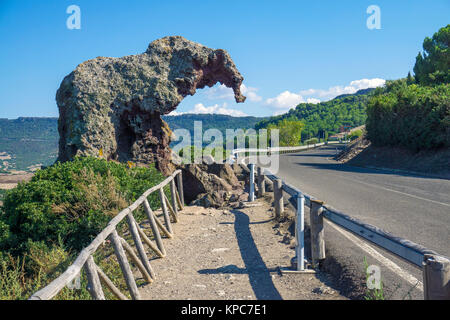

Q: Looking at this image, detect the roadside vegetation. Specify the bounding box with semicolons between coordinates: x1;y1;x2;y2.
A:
0;157;167;299
366;25;449;152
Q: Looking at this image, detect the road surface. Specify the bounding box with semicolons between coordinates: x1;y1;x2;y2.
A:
263;144;450;299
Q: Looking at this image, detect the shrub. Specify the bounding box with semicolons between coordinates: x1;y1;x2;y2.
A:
304;138;319;145
0;157;166;254
366;83;449;151
0;157;167;299
348;130;363;141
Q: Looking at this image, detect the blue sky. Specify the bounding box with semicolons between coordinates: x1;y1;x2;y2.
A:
0;0;448;119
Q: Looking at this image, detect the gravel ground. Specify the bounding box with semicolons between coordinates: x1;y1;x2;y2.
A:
138;199;346;300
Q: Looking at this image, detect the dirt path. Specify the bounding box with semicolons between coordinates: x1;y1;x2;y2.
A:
139;199;346;300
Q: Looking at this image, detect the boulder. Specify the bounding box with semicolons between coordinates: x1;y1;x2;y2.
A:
180;162;244;208
56;36;245;175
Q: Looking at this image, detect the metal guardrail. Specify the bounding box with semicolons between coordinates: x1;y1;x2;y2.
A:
29;170;185;300
242;147;449;300
229;141;343;163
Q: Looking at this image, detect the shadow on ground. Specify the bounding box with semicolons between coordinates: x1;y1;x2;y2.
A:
198;210;282;300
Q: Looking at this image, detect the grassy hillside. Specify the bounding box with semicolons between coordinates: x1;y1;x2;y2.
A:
255;88;374;141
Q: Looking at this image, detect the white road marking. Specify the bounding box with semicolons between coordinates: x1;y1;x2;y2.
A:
325;219;423;292
323;156;450;208
337;172;450;208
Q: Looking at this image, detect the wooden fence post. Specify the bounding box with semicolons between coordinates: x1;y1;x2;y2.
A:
109;230;141;300
159;188;173;234
423;254;450;300
96;265;128;300
143;199;166;255
257;167;265;198
310;200;326;267
84;255;105;300
274;179;284;219
120;237;153;284
170;179;178;216
176;171;184;206
126;213;156;279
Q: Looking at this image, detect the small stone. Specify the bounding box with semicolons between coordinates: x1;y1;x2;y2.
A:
281;234;291;244
312;287;323;294
216;290;226;296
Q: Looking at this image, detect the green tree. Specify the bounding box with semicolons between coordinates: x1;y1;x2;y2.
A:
413;24;450;86
406;72;414;85
267;119;305;146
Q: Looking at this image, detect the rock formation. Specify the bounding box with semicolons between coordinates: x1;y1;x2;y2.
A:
181;161;249;208
56;36;245;174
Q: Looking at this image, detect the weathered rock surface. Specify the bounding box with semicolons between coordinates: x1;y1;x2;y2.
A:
180;162;247;208
56;36;245;174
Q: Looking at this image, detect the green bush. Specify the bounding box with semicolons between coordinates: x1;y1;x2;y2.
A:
304;138;319;145
0;157;167;299
0;189;6;202
348;130;363;141
0;157;165;254
366;83;449;151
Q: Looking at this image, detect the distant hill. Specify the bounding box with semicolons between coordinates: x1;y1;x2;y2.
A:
162;113;267;145
0;117;58;172
255;88;375;140
0;114;266;172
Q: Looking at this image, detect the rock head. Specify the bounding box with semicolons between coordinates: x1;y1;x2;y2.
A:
56;36;245;174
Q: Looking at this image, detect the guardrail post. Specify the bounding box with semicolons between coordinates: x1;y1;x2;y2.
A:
296;193;305;271
310;200;325;267
423;254;450;300
248;163;255;202
274;179;284;219
257;166;265;198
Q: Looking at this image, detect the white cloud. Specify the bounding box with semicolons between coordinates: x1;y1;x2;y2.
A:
204;84;235;100
299;78;386;101
306;98;321;104
203;83;262;102
266;78;385;114
265;91;304;109
166;102;248;117
240;84;262;102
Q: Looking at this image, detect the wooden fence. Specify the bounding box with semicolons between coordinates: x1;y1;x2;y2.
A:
29;169;185;300
249;164;450;300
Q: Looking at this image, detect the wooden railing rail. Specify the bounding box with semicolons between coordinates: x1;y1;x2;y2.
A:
29;169;184;300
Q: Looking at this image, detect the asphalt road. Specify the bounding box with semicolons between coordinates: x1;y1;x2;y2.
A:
262;144;450;299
